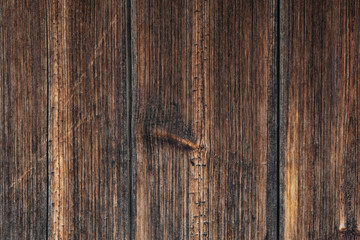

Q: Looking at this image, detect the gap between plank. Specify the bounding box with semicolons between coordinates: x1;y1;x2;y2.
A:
277;0;281;238
45;0;50;239
125;0;134;239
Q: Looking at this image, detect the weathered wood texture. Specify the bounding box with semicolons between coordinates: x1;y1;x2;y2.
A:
47;0;130;239
132;0;278;239
280;0;360;239
0;1;48;239
11;0;360;239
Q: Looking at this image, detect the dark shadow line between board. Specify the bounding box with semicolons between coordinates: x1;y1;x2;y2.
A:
276;0;281;238
125;0;134;239
45;1;50;239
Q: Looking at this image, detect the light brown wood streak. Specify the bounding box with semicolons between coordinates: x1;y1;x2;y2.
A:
48;0;71;238
188;0;209;239
48;0;130;239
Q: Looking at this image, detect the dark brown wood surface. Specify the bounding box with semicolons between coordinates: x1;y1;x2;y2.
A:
280;0;360;239
0;1;48;239
132;0;278;239
2;0;360;239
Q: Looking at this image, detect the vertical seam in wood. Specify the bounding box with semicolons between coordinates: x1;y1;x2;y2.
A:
276;0;281;239
125;0;134;239
45;1;50;239
277;0;281;238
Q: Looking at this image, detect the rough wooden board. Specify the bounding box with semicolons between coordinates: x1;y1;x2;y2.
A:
280;0;360;238
0;0;48;239
47;0;130;239
207;1;278;239
132;0;278;239
132;1;199;238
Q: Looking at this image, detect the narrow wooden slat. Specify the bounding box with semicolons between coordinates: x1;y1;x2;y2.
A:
47;0;130;239
132;1;199;238
132;0;278;239
207;1;278;239
0;0;48;239
280;0;360;238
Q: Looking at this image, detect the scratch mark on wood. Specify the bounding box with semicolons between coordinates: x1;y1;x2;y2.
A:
8;167;35;190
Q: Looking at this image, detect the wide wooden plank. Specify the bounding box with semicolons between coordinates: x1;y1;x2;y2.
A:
47;0;130;239
280;0;360;238
132;0;278;239
0;0;48;239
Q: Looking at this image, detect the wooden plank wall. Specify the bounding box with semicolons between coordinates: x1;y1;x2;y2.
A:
1;0;360;239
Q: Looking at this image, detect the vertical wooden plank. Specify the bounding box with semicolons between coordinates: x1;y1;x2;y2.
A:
207;1;278;239
281;0;360;238
132;0;278;239
132;1;201;238
47;0;130;239
0;0;48;239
